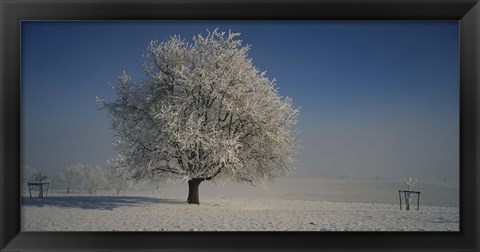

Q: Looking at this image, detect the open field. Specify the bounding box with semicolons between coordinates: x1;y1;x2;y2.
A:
21;177;459;231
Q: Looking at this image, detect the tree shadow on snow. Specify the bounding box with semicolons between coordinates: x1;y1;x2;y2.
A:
21;196;184;210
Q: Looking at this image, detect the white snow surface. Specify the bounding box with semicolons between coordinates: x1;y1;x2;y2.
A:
21;177;459;231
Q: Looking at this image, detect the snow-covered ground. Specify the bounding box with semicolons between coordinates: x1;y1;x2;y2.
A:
21;177;459;231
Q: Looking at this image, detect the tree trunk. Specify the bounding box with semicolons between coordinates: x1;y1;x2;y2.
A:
405;192;411;210
187;179;202;204
39;185;44;198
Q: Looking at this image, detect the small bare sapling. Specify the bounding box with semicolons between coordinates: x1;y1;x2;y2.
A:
403;177;417;210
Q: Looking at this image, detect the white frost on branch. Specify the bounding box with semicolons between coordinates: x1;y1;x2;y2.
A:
98;29;300;186
404;177;417;191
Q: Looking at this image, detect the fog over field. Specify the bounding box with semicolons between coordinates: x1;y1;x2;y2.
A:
21;177;459;231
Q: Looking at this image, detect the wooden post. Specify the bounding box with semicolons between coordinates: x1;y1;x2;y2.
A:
405;191;411;210
28;184;32;198
417;192;420;210
39;184;43;198
399;190;402;210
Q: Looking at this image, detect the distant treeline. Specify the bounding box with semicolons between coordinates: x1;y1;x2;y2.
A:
22;164;132;195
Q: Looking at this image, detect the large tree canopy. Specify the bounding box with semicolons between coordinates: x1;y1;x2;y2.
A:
98;29;299;204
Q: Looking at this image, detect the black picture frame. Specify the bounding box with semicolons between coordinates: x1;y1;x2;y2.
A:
1;0;478;251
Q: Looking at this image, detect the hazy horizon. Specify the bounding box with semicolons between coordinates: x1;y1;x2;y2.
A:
21;21;459;182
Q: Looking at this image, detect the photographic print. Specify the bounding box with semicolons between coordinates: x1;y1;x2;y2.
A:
20;21;459;232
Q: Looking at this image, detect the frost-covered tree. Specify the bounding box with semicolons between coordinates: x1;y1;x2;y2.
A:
21;165;37;185
54;164;107;194
82;166;107;194
105;168;133;195
53;163;85;194
98;29;299;204
32;171;48;183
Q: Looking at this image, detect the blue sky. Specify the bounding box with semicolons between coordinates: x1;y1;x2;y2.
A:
21;21;459;181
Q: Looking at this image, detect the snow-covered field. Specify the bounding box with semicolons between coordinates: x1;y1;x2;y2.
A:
21;177;459;231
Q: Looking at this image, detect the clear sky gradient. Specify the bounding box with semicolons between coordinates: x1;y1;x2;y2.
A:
21;21;459;181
